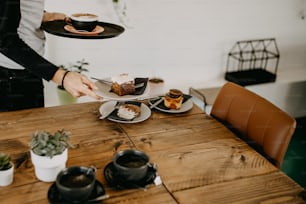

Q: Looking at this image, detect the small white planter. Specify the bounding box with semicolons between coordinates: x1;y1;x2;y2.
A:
31;149;68;182
0;162;14;186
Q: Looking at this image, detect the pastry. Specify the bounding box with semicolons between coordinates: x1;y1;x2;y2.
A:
164;89;184;109
111;74;135;96
117;104;141;120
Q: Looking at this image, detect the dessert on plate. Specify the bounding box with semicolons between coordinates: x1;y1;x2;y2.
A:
111;74;135;96
164;89;184;110
117;104;141;120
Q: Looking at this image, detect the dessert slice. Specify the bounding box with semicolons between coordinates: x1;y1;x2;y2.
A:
117;104;141;120
111;74;135;96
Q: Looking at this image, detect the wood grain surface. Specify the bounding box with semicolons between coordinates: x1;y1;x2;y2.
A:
0;101;304;204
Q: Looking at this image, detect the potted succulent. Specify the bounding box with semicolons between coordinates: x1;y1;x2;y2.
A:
29;129;74;182
57;59;89;105
0;152;14;186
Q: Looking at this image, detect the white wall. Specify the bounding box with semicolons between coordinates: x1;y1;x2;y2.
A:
43;0;306;114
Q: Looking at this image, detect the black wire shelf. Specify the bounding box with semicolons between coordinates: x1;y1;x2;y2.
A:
225;38;279;86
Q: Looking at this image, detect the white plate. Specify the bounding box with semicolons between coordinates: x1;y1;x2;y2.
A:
99;101;151;123
148;97;193;113
95;78;150;101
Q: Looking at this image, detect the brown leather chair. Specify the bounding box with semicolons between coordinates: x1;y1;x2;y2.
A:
210;82;296;168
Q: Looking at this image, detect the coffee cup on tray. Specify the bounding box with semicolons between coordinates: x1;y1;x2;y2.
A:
67;13;99;32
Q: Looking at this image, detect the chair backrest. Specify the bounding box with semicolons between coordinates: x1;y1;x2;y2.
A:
210;82;296;168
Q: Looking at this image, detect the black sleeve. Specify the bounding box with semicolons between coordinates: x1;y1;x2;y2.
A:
0;0;58;81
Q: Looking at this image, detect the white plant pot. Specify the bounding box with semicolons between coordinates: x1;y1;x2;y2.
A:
0;162;14;186
31;149;68;182
57;87;77;105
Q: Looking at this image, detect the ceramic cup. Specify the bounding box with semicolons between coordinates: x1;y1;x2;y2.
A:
56;166;96;202
68;13;99;31
0;163;14;187
113;149;149;182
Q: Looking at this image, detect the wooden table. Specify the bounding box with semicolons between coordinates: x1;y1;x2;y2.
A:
0;102;304;204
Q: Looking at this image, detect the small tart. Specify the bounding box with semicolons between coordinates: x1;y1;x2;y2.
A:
164;89;184;110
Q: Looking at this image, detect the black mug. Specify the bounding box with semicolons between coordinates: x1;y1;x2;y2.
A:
56;166;96;202
113;149;149;182
66;13;98;32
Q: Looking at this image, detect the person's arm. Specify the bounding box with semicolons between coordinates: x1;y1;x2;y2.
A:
0;0;58;81
0;0;101;100
52;69;101;99
42;11;66;23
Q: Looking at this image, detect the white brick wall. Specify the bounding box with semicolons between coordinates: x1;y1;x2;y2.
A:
44;0;306;108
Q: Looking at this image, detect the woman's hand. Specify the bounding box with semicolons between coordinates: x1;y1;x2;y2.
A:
42;11;66;22
52;69;102;100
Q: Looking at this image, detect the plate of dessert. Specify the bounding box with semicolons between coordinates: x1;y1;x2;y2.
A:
148;89;193;113
94;74;150;101
99;101;151;123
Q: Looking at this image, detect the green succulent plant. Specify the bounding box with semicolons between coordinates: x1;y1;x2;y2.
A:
0;152;12;170
30;129;74;158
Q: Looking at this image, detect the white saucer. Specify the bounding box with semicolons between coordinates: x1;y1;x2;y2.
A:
99;101;151;123
148;97;193;113
95;78;150;101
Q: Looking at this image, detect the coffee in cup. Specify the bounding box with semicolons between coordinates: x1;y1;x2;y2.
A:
113;149;149;182
56;166;96;202
69;13;99;31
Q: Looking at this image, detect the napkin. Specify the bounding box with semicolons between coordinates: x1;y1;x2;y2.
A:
108;101;142;121
134;78;149;95
150;94;192;110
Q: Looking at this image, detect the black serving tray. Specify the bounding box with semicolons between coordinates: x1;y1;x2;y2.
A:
42;20;124;39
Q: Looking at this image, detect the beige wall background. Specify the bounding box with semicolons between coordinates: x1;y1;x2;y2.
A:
43;0;306;117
